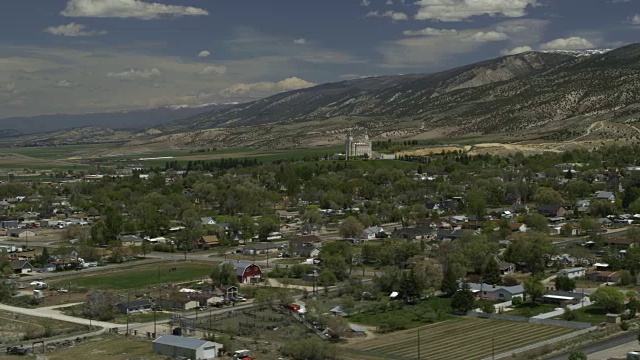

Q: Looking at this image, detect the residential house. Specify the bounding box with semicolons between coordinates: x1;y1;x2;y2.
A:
10;260;33;274
511;204;530;214
289;235;322;257
276;210;300;221
605;238;636;250
242;243;280;255
115;299;153;314
507;223;528;233
594;191;616;202
435;229;461;241
585;270;620;283
119;235;144;246
556;267;586;279
221;261;262;284
536;205;567;218
542;291;588;306
152;335;223;359
361;226;384;241
300;223;326;236
155;294;199;311
576;200;591;214
498;262;515;275
468;283;525;301
597;218;613;228
200;217;216;226
425;202;442;213
197;235;220;250
391;227;424;241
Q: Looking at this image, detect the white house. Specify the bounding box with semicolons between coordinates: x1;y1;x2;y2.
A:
556;267;586;279
200;217;216;226
467;283;524;301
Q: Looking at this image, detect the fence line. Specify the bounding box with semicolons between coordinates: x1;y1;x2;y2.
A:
465;311;593;329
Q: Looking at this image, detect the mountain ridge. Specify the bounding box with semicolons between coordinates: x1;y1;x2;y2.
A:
150;43;640;148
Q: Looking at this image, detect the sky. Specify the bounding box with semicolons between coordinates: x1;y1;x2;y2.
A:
0;0;639;118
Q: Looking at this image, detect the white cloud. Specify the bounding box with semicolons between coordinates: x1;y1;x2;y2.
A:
500;45;533;55
221;77;316;96
107;68;162;80
360;0;372;6
540;37;595;50
386;0;394;4
61;0;209;20
403;27;458;36
197;50;210;58
293;38;307;45
198;65;227;76
630;14;640;25
415;0;538;22
366;10;409;21
56;80;73;88
44;22;106;36
379;19;548;68
460;31;508;42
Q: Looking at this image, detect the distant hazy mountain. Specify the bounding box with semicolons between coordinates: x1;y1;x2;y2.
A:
0;104;231;137
152;44;640;148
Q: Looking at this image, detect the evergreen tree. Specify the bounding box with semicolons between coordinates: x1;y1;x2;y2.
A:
440;263;459;296
451;282;476;312
399;269;421;302
481;257;501;285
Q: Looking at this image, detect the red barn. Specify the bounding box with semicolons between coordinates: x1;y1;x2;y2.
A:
223;261;262;284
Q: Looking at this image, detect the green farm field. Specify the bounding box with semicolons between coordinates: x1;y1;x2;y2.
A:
344;317;576;360
50;262;215;290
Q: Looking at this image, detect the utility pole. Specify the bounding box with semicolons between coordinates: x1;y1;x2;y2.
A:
417;329;421;360
126;291;131;336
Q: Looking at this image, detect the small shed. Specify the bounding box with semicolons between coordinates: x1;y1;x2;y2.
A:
349;324;366;337
152;335;223;359
606;313;621;324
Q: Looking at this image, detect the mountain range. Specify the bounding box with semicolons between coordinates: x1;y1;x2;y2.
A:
0;104;229;137
149;43;640;148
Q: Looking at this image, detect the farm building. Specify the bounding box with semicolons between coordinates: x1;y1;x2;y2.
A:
468;283;524;301
152;335;223;359
197;235;220;249
222;261;262;284
556;267;586;279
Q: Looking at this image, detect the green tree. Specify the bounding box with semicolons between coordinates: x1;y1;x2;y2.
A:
523;277;545;304
176;210;203;260
399;269;421;302
440;262;461;296
481;257;501;285
318;270;337;287
257;215;279;241
210;263;239;287
451;282;475;312
523;213;549;233
465;192;487;220
339;216;364;239
591;286;624;312
503;233;554;275
555;276;576;292
533;187;565;205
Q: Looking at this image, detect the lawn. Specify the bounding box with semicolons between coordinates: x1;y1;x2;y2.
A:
348;297;454;332
507;302;558;317
553;305;608;325
0;310;89;346
61;304;172;324
50;262;216;290
0;335;166;360
344;317;576;360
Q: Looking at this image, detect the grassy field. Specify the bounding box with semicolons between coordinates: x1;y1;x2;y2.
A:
0;335;166;360
348;297;454;331
50;262;215;290
0;311;88;346
553;305;608;325
344;317;576;360
507;303;558;317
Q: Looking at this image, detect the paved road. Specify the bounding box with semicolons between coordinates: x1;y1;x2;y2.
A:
553;227;631;248
0;302;121;329
546;332;637;360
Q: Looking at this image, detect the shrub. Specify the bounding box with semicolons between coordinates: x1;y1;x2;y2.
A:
511;296;523;306
620;321;630;331
481;303;496;314
562;308;576;321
